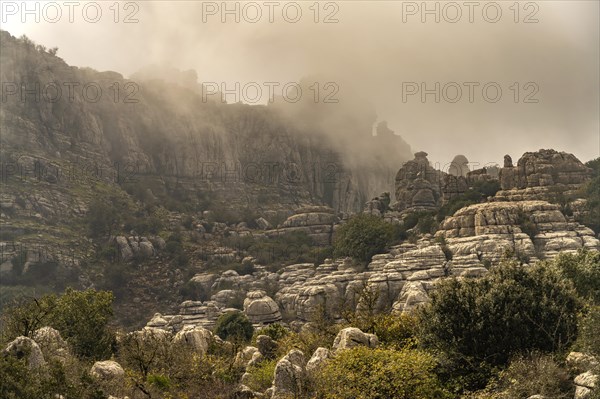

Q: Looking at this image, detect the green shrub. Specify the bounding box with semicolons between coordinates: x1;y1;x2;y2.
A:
577;306;600;357
1;288;115;360
245;359;277;393
372;313;419;349
550;249;600;304
254;323;289;342
214;311;254;345
333;214;395;262
418;259;581;391
48;288;116;360
317;347;450;399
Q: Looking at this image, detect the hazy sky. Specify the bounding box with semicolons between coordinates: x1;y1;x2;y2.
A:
1;0;598;165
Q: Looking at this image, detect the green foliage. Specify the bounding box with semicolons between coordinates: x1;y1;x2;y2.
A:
471;179;501;198
418;259;581;391
254;323;289;342
550;249;600;304
0;355;106;399
371;313;419;349
165;231;189;267
1;294;58;340
87;191;165;239
1;288;115;360
437;190;481;222
245;359;277;393
317;347;450;399
49;288;115;360
333;214;395;262
147;373;171;391
489;352;573;399
214;311;254;344
577;306;600;357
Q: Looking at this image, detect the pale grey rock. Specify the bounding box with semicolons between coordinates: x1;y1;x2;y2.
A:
173;326;212;355
4;336;45;369
91;360;125;396
244;290;282;325
567;352;599;372
306;347;330;373
332;327;378;352
272;349;306;399
32;326;69;362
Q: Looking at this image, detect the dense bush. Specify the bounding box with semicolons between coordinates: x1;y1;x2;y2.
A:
214;311;254;345
418;259;581;391
1;288;115;360
245;359;277;393
254;323;289;342
550;249;600;304
577;306;600;357
317;347;450;399
334;214;395;262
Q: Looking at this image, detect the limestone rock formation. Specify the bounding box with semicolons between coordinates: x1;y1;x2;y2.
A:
574;371;598;399
271;349;306;399
498;149;592;197
32;326;69;363
394;152;442;212
243;290;282;325
4;336;46;369
306;347;330;373
90;360;125;397
448;155;470;177
332;327;378;352
173;325;213;355
266;206;338;245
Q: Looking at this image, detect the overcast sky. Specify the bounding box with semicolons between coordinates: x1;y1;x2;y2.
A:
1;0;598;165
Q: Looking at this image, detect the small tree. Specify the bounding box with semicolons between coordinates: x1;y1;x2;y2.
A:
214;311;253;346
317;347;450;399
418;259;581;391
333;214;395;263
48;288;115;360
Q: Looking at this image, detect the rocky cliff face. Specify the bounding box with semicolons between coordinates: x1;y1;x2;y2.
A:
497;149;593;201
0;30;411;218
147;200;598;329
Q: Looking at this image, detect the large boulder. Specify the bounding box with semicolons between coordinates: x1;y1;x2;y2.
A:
272;349;306;399
499;149;592;190
392;281;430;313
173;326;212;355
90;360;125;397
4;336;45;369
574;371;598;399
332;327;378;352
394;151;442;212
32;326;69;362
306;347;330;373
243;290;282;325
